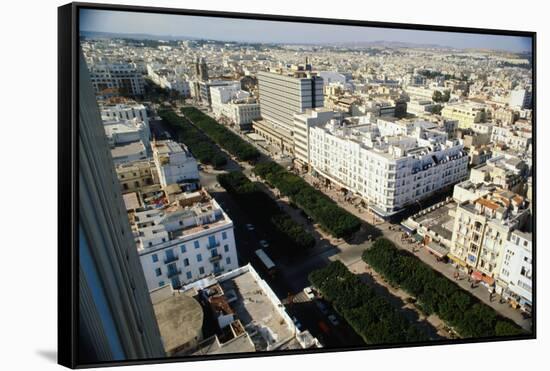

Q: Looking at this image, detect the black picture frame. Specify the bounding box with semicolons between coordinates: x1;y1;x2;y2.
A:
58;2;536;368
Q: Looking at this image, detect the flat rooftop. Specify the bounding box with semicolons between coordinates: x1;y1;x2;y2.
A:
151;286;204;355
220;270;294;351
111;141;146;158
413;201;456;241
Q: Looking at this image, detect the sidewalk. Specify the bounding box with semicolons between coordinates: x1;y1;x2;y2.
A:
298;172;531;331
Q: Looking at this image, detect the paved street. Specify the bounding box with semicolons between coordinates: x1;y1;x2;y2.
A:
161;106;532;345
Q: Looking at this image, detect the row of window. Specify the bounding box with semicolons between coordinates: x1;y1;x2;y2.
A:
154;256;232;277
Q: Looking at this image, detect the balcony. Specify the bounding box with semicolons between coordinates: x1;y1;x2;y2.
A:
209;254;222;263
164;255;179;264
206;241;220;250
167;269;181;278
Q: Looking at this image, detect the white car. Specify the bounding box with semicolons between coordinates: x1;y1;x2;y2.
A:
303;287;315;300
327;314;340;326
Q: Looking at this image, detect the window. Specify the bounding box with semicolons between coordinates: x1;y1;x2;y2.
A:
180;244;186;253
152;254;158;263
224;244;229;253
186;271;192;280
199;267;205;275
194;240;200;249
183;258;189;267
196;254;202;262
222;231;227;240
155;268;162;277
226;257;231;265
211;249;218;257
158;281;165;287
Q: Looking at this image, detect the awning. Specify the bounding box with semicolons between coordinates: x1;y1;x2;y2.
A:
426;242;449;258
471;271;495;286
400;219;417;234
448;254;467;267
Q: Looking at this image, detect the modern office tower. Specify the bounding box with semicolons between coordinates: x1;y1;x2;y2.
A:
78;54;165;362
308;117;469;218
194;57;209;81
257;69;324;133
449;189;530;278
152;140;200;188
88;62;145;96
496;231;532;311
132;191;239;291
292;108;338;167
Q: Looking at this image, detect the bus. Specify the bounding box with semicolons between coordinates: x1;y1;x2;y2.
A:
254;249;277;277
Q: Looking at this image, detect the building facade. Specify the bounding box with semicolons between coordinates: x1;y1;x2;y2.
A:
78;54;165;362
449;190;530;279
258;69;324;133
88;62;145;96
309;118;469;217
133;195;239;291
152;140;200;188
496;231;532;310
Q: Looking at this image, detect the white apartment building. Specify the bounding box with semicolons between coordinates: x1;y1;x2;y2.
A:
491;125;532;152
292;108;338;166
496;231;532;309
133;194;239;290
309;118;469;217
152;140;199;188
101;103;149;128
103;118;150;147
211;85;244;116
211;86;260;128
88;62;145;96
449;190;530;279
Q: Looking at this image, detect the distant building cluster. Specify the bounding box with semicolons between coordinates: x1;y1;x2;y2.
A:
79;32;533;358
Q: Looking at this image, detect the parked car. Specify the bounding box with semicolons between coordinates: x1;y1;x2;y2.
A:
259;240;269;248
245;224;255;231
303;286;315;300
327;314;340;326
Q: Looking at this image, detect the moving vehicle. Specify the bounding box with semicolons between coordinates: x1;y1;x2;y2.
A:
254;249;276;277
245;223;255;231
259;239;269;248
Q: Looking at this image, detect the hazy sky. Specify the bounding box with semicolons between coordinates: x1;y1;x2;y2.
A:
80;9;532;52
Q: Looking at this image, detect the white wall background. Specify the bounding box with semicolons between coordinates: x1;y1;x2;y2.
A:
0;0;546;370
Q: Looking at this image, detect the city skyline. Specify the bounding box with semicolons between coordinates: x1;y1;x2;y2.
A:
80;9;532;52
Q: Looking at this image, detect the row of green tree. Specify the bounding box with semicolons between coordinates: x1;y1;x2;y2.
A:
309;261;429;345
158;109;227;168
217;172;315;255
181;107;261;163
253;161;363;239
362;239;525;338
